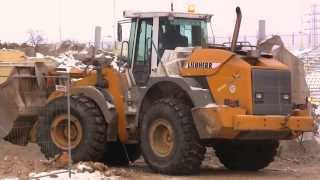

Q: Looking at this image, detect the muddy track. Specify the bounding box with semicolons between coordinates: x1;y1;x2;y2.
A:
1;139;320;179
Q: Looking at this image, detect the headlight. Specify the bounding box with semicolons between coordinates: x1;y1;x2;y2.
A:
255;92;263;100
255;92;264;103
282;93;290;100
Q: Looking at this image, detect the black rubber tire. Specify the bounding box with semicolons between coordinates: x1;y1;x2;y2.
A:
37;95;107;163
214;140;279;171
140;98;205;175
104;141;141;166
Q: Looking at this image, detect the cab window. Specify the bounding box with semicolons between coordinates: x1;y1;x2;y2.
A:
128;19;137;65
135;19;153;64
159;18;208;57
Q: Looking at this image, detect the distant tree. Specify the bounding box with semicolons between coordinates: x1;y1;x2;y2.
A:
27;30;45;52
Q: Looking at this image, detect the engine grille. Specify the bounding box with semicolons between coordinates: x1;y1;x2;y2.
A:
252;69;292;115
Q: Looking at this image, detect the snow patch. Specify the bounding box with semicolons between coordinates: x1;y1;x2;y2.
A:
35;52;45;58
190;86;209;91
168;74;182;78
29;169;117;180
29;50;119;73
204;103;218;108
53;54;87;72
28;162;123;180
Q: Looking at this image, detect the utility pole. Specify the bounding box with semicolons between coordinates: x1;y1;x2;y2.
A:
305;4;320;48
95;26;102;49
113;0;117;49
58;0;62;42
171;0;174;12
257;20;266;44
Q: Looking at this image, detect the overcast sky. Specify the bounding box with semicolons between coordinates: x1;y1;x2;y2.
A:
0;0;318;43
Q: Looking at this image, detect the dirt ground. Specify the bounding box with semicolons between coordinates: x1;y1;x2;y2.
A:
0;140;50;179
1;139;320;180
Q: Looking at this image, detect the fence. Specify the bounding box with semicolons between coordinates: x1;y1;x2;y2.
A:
214;33;320;50
0;68;73;179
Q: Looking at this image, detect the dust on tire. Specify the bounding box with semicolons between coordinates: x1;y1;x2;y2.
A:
37;95;107;163
140;98;205;175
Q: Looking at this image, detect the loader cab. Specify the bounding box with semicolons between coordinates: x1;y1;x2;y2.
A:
118;11;212;85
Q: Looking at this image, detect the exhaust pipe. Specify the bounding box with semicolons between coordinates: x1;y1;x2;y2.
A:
230;7;242;52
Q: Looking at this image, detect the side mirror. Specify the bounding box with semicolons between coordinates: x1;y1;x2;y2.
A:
119;41;129;66
117;23;122;42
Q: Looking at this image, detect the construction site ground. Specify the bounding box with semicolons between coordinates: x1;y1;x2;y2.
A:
1;138;320;179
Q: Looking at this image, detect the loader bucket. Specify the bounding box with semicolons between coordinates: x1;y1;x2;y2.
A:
0;55;57;144
0;65;45;140
0;74;19;138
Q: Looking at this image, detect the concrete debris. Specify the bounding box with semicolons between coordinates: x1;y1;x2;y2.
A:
29;161;132;180
74;161;134;178
30;50;118;73
41;152;71;169
259;35;309;105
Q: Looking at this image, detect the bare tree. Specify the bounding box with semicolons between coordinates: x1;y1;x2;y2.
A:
27;30;45;53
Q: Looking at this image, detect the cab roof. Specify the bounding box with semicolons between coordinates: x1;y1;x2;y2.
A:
123;11;212;21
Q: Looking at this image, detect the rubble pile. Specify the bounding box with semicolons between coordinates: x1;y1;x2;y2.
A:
0;40;87;57
0;139;135;179
298;47;320;104
74;162;134;178
278;139;320;163
30;50;118;73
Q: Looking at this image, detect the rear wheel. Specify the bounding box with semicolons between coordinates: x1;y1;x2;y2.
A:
213;140;279;171
140;98;205;175
37;96;107;162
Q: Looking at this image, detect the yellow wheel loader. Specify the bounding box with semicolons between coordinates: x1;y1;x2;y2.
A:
1;7;314;175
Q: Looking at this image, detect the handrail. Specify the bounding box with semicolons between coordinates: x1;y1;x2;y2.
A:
146;37;169;76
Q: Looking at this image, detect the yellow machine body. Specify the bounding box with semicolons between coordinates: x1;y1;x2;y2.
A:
181;48;314;139
48;68;131;142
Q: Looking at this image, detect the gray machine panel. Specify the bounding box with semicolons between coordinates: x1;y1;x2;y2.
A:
252;69;292;115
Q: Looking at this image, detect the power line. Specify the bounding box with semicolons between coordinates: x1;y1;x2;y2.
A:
305;4;320;48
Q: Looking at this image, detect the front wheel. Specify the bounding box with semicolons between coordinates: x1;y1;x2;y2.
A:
213;140;279;171
37;96;107;163
140;98;205;175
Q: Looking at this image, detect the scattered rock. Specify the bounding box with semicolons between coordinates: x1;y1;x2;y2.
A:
76;162;95;173
93;162;108;172
0;140;51;179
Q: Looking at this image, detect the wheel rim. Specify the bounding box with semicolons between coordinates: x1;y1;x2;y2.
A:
50;114;83;150
149;118;175;158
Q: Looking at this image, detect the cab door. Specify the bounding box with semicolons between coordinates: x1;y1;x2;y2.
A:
132;19;153;85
